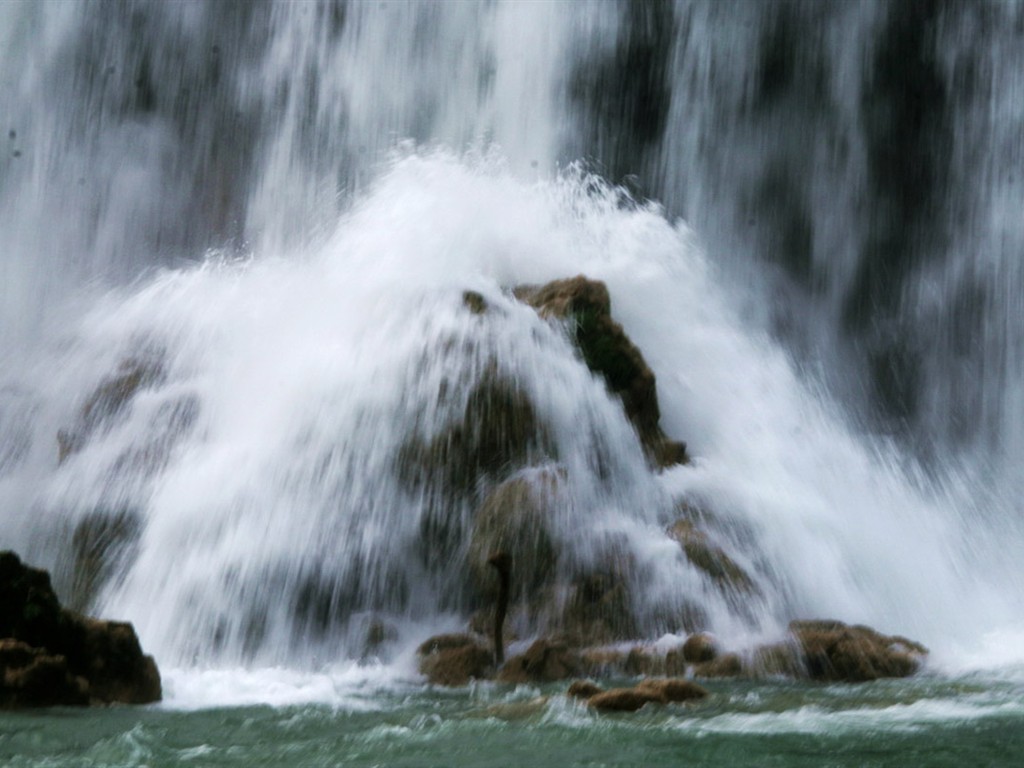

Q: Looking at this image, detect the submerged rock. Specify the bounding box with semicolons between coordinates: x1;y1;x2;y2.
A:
515;275;688;470
588;677;709;712
0;551;161;708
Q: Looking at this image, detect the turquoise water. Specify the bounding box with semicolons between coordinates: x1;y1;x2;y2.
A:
3;674;1022;767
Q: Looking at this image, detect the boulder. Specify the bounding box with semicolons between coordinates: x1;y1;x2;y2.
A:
788;620;928;682
497;638;580;684
0;550;161;707
682;632;718;663
417;633;493;686
515;276;687;470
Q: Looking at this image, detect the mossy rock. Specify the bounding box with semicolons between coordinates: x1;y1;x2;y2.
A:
788;620;928;682
515;276;687;469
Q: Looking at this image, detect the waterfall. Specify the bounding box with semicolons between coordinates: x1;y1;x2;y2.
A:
1;0;1022;673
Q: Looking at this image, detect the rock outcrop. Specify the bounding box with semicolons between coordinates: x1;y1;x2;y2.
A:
787;619;928;682
0;551;161;709
515;276;687;469
417;633;493;686
497;638;580;684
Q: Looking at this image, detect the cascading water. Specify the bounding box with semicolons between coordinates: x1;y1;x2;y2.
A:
1;0;1023;697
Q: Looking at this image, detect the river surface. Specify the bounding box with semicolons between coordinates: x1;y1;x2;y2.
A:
3;671;1023;768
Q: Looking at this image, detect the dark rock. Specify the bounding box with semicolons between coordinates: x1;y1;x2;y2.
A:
682;632;718;663
0;639;89;709
497;638;579;683
417;633;493;686
567;679;604;699
0;550;161;707
788;619;928;682
462;290;488;315
515;275;687;469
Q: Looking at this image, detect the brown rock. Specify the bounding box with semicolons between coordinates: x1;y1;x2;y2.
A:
788;620;928;682
515;276;687;470
468;469;562;603
417;634;493;686
462;290;488;315
588;687;661;712
682;632;718;663
498;638;579;683
0;640;89;709
624;646;665;676
667;519;756;594
750;642;804;677
588;677;708;711
636;677;710;703
566;680;604;699
693;653;744;678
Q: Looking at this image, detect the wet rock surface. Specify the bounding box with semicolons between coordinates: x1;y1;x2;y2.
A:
0;551;161;709
515;275;687;470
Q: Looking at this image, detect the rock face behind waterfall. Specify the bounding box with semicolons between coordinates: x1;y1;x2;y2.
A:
0;551;161;709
